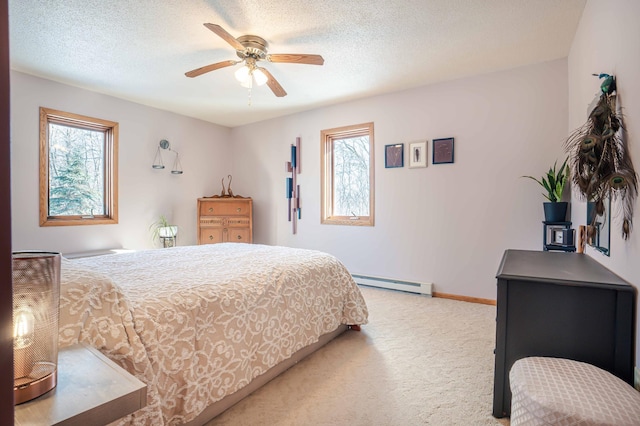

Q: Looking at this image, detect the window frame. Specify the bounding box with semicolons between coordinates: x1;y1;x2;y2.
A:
320;122;375;226
39;107;119;226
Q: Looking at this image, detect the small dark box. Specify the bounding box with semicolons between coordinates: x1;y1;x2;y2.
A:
553;228;574;246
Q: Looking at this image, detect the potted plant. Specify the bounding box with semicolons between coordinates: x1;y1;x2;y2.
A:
150;215;178;248
523;158;569;222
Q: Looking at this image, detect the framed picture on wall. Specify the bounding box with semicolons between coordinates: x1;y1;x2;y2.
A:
385;144;404;168
408;141;427;168
432;137;454;164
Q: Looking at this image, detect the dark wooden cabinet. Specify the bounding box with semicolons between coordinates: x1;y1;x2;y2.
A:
492;249;636;418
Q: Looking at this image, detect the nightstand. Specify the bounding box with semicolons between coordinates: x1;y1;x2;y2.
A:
15;343;146;426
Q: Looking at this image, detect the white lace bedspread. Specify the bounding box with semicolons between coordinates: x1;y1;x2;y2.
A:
59;243;369;425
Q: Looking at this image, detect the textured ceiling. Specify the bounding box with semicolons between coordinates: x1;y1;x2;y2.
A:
9;0;586;128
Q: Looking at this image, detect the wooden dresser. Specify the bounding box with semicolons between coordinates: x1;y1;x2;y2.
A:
197;197;253;244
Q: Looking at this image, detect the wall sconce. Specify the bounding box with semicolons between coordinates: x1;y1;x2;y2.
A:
152;139;183;174
13;251;61;404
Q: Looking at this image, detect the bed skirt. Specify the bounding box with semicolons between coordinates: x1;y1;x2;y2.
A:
184;324;349;425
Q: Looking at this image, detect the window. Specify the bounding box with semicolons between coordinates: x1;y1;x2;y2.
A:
321;122;375;226
39;107;118;226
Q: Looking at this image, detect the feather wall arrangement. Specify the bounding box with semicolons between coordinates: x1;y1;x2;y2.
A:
564;74;638;239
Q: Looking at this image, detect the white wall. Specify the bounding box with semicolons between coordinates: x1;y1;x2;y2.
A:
568;0;640;367
231;59;569;300
10;71;232;253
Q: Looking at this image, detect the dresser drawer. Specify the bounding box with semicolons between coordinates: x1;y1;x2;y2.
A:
199;200;250;217
199;228;224;244
200;217;250;228
227;228;251;243
198;227;251;244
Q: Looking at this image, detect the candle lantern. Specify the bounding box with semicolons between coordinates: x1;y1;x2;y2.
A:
12;251;61;404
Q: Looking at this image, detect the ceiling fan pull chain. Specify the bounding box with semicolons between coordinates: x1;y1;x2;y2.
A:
247;87;252;106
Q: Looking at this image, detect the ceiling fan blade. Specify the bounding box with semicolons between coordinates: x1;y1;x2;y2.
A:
203;23;245;51
268;54;324;66
258;67;287;97
185;60;237;78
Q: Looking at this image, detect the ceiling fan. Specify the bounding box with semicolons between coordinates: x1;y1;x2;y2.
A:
185;23;325;97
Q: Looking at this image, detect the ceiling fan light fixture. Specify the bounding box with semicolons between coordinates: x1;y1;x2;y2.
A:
253;68;268;86
234;65;250;83
186;24;323;98
240;75;253;89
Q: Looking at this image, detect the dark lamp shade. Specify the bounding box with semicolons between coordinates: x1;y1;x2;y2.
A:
13;251;61;405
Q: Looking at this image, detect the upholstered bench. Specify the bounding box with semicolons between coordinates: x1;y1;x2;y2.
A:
509;357;640;425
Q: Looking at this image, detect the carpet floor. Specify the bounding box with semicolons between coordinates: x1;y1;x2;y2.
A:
206;286;511;425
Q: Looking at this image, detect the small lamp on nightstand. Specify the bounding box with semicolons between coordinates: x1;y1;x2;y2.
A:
13;251;61;404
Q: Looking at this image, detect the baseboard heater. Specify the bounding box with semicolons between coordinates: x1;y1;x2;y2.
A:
351;274;432;296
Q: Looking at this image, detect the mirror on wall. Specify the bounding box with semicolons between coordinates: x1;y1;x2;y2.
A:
587;197;611;256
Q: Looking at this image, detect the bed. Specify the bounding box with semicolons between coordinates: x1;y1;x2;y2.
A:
58;243;369;425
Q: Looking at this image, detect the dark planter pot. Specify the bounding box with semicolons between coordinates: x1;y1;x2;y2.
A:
543;202;568;222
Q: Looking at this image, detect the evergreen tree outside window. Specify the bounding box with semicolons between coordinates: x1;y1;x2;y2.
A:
39;108;118;226
321;122;375;226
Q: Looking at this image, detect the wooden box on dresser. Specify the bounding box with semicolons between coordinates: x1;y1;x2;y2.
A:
197;197;253;244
